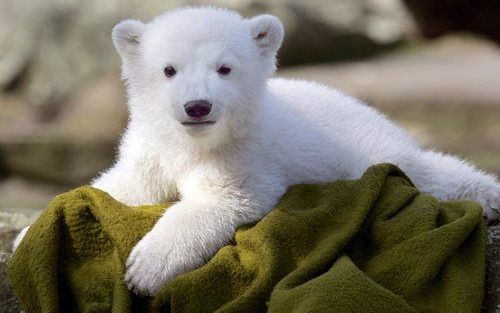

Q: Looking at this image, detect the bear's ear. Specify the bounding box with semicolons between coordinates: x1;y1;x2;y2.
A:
249;15;284;55
112;20;145;59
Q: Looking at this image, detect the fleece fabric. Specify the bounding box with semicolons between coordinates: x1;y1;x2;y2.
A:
8;164;486;313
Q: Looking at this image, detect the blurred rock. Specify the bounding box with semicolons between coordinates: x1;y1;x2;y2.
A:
0;139;116;185
0;177;66;210
0;0;415;111
0;74;126;140
0;229;18;254
193;0;416;65
403;0;500;43
0;0;176;109
0;253;21;313
0;209;41;232
0;74;125;185
485;225;500;312
279;34;500;108
47;73;127;141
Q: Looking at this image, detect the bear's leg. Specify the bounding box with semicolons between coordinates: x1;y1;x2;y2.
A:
394;149;499;220
124;174;286;295
91;159;163;206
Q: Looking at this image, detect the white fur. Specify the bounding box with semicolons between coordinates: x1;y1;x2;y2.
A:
13;7;500;295
12;225;29;252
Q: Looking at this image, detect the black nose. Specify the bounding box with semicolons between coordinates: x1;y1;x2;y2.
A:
184;100;212;118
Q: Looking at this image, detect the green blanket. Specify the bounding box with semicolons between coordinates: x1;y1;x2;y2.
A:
8;164;486;313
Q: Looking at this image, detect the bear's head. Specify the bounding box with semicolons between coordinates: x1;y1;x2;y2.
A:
112;7;284;148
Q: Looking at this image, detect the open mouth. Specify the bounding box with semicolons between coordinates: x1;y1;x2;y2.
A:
181;120;216;126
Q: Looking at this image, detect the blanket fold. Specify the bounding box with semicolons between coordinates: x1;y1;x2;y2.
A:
8;164;486;312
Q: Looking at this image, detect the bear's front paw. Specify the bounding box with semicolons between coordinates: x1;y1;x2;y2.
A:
125;233;168;295
124;220;206;295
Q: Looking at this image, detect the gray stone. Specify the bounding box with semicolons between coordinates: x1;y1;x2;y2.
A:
0;139;116;186
192;0;416;65
0;208;41;253
485;225;500;312
0;209;41;232
0;74;127;186
0;253;21;313
0;178;67;211
0;0;415;110
0;229;18;254
278;34;500;109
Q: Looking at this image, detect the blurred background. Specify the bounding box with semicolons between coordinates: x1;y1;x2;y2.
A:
0;0;499;232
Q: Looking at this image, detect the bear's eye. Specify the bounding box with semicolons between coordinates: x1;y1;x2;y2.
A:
164;66;177;78
217;66;231;75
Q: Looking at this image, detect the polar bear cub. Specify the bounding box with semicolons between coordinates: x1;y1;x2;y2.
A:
14;7;500;295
